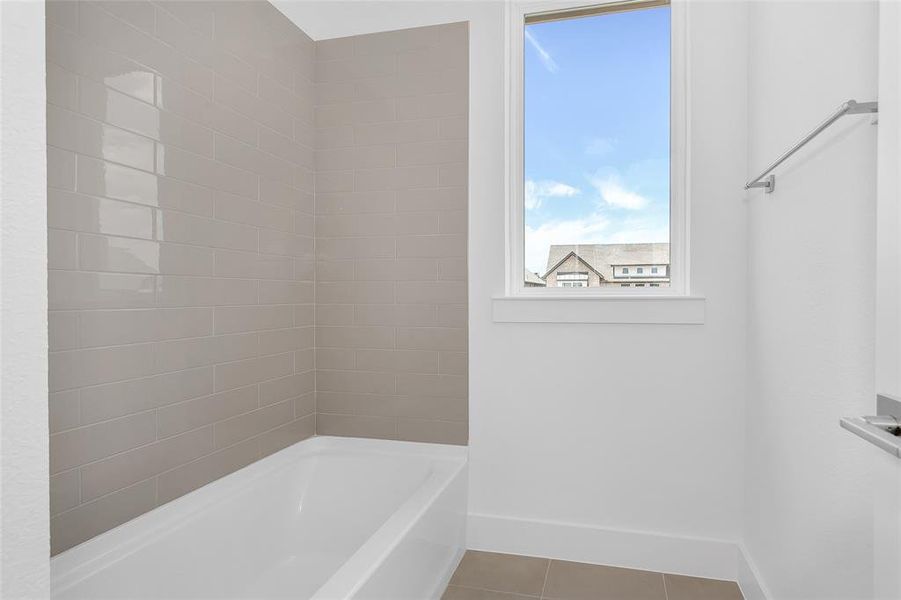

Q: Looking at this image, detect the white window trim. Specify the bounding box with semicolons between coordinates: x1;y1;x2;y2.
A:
503;0;693;302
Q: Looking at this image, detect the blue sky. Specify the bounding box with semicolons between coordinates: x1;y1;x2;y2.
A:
524;6;670;274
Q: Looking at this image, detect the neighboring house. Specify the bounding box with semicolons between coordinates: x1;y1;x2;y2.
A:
543;243;670;288
524;269;546;287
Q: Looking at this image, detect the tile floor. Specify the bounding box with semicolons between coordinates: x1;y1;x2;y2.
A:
443;551;744;600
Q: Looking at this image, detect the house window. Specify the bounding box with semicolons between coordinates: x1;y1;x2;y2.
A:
509;0;686;296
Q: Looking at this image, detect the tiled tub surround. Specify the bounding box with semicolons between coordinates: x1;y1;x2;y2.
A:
47;1;317;554
313;24;469;445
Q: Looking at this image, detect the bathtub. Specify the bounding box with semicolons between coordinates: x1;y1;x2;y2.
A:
51;437;468;599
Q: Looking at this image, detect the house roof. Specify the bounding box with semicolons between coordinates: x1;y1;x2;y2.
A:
543;243;670;280
524;269;546;286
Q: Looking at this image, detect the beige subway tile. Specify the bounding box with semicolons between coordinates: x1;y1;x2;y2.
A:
316;145;395;171
214;305;294;334
396;418;467;445
50;470;79;517
50;412;156;474
259;229;312;258
215;353;294;392
156;77;257;146
439;351;467;376
80;367;213;424
49;390;80;434
50;343;156;392
316;392;396;417
76;234;160;274
396;281;467;304
260;126;311;167
315;304;355;326
158;177;214;216
294;304;314;326
76;156;158;207
438;257;467;280
260;372;315;406
49;312;79;352
48;229;77;270
260;178;311;212
79;308;213;348
314;55;395;83
258;327;313;356
294;259;315;282
94;1;156;34
437;304;467;328
156;439;259;504
315;191;395;215
315;170;354;193
316;37;354;61
213;400;294;449
214;75;294;138
295;165;315;192
214;135;294;185
258;414;315;457
155;1;215;37
214;191;292;232
315;348;356;370
316;237;396;261
315;99;395;128
355;349;438;374
393;394;467;421
440;163;467;187
316;281;395;304
47;63;78;110
48;105;156;172
315;125;354;149
51;479;157;555
439;115;467;140
354;258;438;281
153;332;258;373
396;234;465;258
157;385;258;438
48;189;155;239
157;210;258;252
439;211;467;235
397;44;467;76
214;249;294;280
354;304;439;327
316;260;355;282
352;26;437;56
295;348;315;373
259;280;313;304
156;145;257;198
79;1;212;98
294;392;316;418
46;0;78;30
157;276;257;307
316;213;397;238
396;140;466;166
315;80;355;105
354;166;437;191
316;326;395;349
396;187;466;212
47;24;155;104
396;92;466;120
78;77;160;140
396;373;467;398
80;426;214;502
317;413;396;439
396;327;466;351
47;146;76;190
260;74;312;123
353;119;439;146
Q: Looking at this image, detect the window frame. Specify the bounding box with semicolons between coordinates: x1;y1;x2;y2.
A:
505;0;690;298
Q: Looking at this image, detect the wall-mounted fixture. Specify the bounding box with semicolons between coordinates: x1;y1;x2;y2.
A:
745;99;878;194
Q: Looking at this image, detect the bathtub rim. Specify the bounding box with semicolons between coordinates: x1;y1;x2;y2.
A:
50;435;468;597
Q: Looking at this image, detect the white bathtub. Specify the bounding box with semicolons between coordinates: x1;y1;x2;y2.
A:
51;437;468;600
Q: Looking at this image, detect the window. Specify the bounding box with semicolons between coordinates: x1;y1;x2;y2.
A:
508;0;687;296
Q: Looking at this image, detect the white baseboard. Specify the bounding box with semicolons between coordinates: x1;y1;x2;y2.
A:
467;512;766;591
737;544;771;600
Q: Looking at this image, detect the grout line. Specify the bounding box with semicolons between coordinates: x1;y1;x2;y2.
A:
539;558;552;600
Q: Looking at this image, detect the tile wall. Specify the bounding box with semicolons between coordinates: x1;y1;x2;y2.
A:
46;0;316;554
313;23;469;445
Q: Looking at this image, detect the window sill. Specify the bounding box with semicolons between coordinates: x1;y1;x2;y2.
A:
491;295;706;324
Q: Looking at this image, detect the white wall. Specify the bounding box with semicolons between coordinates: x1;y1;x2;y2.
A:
277;0;751;573
744;2;879;599
0;1;50;597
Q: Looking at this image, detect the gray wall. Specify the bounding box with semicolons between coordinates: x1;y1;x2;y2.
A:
313;24;469;444
47;1;316;554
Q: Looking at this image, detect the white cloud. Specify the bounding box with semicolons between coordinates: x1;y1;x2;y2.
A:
524;30;558;73
585;137;616;157
589;175;650;210
524;214;609;274
524;179;580;211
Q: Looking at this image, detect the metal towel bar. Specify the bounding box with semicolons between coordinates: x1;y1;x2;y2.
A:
745;99;878;193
